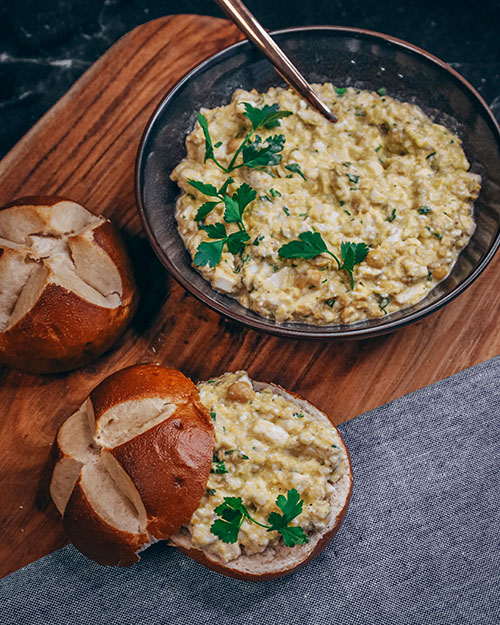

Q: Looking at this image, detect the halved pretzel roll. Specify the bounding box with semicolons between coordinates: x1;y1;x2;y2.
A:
50;364;214;566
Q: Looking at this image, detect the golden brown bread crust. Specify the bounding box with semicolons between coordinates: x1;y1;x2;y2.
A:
0;197;137;374
90;364;201;420
63;477;149;567
0;282;134;373
112;402;214;539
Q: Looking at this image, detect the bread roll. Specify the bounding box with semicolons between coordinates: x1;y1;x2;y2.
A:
0;196;137;373
50;364;214;566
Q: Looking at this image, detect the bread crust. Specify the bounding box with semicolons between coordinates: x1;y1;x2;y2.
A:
170;379;353;581
0;197;137;374
64;476;149;567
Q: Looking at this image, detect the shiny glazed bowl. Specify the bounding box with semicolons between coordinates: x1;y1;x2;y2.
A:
135;26;500;339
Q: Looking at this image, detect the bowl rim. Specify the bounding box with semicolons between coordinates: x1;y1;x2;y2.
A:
135;24;500;340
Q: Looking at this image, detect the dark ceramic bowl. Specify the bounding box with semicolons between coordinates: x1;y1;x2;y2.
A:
135;26;500;339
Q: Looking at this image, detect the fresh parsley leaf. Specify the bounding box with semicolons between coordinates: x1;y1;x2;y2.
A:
210;518;241;543
278;231;329;259
224;183;257;223
340;242;370;288
240;134;286;168
226;231;250;255
194;240;225;267
200;222;227;239
210;497;248;543
266;489;309;547
285;163;307;180
188;179;219;197
243;102;292;130
278;525;309;547
195;201;220;222
197;113;215;164
275;488;303;524
335;87;347;96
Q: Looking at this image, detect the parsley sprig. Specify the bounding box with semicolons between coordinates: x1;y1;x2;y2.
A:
278;232;369;288
188;179;257;267
210;489;309;547
198;103;292;174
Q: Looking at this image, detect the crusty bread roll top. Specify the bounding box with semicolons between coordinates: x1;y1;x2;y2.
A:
0;196;137;373
50;364;214;566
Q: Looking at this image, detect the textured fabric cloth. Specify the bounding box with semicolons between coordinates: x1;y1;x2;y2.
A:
1;357;499;625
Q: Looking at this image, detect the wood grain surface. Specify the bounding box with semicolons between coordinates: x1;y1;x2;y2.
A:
0;15;499;579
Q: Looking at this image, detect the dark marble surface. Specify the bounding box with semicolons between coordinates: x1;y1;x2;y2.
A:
0;0;499;158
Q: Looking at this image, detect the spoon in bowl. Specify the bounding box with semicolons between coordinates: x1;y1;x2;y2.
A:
213;0;338;123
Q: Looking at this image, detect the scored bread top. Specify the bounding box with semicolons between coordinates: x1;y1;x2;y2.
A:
0;196;137;373
50;364;215;566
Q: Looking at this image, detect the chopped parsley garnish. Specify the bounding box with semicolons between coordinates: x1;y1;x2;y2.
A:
211;453;229;474
347;173;360;185
294;412;305;419
433;232;443;240
386;208;396;222
206;488;217;496
210;411;217;420
335;87;347;96
253;234;264;246
418;206;432;215
342;162;351;167
283;206;290;216
344;209;351;216
378;87;386;96
285;163;307;180
375;293;390;314
375;145;383;152
325;298;336;308
426;151;436;160
278;232;369;288
270;188;281;198
210;489;309;547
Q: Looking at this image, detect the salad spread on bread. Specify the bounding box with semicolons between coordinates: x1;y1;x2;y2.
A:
186;372;347;563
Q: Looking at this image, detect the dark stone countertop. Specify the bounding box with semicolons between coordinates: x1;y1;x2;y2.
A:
0;0;499;159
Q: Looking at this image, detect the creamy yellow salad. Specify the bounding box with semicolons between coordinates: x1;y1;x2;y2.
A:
172;85;480;324
186;372;347;563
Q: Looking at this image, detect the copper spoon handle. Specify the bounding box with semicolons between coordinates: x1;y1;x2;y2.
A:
213;0;337;123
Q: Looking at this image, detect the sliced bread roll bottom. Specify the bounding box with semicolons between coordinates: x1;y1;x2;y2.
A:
170;380;353;581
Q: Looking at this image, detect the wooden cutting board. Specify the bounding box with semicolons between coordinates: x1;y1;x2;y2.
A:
1;15;499;579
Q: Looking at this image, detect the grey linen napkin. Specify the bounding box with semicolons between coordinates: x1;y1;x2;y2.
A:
1;357;499;625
